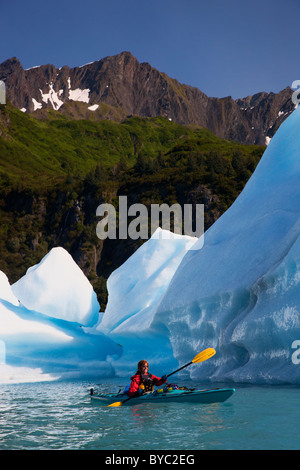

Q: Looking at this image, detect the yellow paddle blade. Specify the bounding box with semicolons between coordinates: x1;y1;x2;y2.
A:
192;348;216;364
107;401;123;407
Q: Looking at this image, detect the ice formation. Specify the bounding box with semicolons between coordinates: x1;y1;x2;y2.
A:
0;271;19;306
0;291;121;382
12;247;99;327
96;228;198;377
0;248;122;382
99;228;197;335
1;106;300;384
152;105;300;384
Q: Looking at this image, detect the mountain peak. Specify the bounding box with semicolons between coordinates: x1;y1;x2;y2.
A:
0;52;295;145
3;57;22;66
0;57;23;74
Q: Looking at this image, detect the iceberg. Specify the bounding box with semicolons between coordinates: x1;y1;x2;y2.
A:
0;271;19;306
0;364;59;384
97;228;198;376
0;250;122;382
151;106;300;384
99;228;198;335
12;247;99;327
0;230;197;382
2;106;300;385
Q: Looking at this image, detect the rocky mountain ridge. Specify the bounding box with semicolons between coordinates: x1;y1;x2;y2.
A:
0;51;295;145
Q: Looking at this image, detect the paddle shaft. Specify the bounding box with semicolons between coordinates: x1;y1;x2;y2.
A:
166;361;193;379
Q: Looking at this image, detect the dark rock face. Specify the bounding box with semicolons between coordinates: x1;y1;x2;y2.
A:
0;51;294;145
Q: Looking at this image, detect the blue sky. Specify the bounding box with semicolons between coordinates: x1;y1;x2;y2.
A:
1;0;299;99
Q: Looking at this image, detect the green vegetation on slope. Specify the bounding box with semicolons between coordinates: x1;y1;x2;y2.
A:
0;103;263;191
0;102;265;307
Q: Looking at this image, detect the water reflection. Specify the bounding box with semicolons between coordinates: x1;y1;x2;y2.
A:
131;403;161;426
125;400;236;450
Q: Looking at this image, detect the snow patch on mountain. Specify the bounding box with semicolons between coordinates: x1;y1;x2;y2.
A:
40;83;64;110
67;77;90;103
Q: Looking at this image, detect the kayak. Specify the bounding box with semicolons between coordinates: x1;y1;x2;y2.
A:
90;387;235;406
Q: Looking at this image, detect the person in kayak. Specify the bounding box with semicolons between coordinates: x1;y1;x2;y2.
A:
128;360;167;397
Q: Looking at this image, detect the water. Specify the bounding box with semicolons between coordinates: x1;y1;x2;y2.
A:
0;379;299;450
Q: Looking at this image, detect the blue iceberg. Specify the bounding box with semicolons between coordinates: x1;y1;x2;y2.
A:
0;248;122;383
152;106;300;384
2;105;300;384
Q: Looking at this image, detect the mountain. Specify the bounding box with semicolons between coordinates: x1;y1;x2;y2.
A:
0;51;295;145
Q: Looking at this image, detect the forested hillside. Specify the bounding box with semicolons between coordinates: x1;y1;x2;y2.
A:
0;102;265;308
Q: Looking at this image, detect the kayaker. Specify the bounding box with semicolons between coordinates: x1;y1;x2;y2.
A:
128;359;167;397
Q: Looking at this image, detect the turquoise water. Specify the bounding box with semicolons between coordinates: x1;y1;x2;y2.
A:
0;379;299;450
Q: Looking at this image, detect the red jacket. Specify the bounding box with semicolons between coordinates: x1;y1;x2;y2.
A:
128;372;167;397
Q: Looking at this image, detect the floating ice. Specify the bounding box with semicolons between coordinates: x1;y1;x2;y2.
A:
0;252;122;382
98;228;197;335
152;106;300;384
0;297;121;380
3;107;300;384
0;364;59;384
96;228;197;377
12;247;100;327
0;271;19;306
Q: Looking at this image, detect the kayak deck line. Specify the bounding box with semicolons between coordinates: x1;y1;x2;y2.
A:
90;387;235;406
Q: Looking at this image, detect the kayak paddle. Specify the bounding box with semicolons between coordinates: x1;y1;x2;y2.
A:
107;347;216;407
165;347;216;378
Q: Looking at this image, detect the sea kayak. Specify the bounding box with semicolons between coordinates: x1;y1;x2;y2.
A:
90;387;235;406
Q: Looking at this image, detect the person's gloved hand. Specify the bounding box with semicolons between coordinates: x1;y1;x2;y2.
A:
161;375;167;382
138;388;144;395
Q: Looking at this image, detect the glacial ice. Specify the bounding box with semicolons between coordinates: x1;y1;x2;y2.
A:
0;230;196;382
1;105;300;384
0;291;122;382
0;271;19;306
96;228;198;377
151;105;300;384
0;248;122;382
12;247;99;327
99;228;198;335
